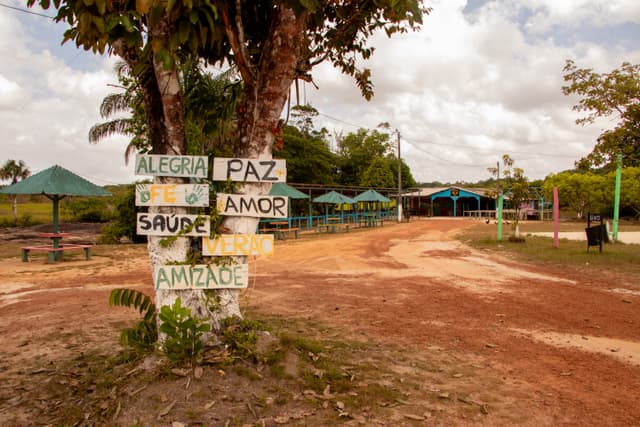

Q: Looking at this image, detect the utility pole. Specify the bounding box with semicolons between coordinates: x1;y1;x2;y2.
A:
496;161;502;241
397;130;402;222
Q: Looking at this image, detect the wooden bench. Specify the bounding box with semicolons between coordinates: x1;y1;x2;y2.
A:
316;223;350;234
21;244;92;263
276;227;299;240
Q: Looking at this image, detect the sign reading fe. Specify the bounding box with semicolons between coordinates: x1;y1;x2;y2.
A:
136;184;209;207
216;193;287;218
137;213;210;236
202;234;274;256
213;157;286;183
135;154;208;178
154;264;249;290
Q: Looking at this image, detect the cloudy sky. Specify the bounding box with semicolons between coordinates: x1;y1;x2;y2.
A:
1;0;639;186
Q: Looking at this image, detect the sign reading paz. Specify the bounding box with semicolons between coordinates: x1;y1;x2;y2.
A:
135;154;208;178
202;234;274;256
136;183;209;207
137;213;210;236
154;264;249;289
213;157;286;183
216;193;287;218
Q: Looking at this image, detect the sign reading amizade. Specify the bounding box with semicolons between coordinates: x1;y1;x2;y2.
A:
135;154;208;178
154;264;249;289
212;157;286;182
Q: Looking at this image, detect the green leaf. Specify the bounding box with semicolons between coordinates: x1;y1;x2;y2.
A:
94;0;106;15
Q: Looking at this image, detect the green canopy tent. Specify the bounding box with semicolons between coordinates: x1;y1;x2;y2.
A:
312;191;356;223
0;165;111;243
354;189;391;219
269;183;310;227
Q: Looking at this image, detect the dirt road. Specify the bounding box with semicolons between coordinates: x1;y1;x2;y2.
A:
1;219;639;425
252;219;640;425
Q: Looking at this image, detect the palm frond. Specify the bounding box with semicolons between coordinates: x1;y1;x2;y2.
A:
89;119;134;144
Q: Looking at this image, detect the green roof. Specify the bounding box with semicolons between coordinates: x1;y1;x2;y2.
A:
353;189;391;203
312;190;355;204
269;183;309;199
0;165;111;197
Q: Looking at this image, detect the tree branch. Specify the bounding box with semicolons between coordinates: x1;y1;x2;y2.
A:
217;1;256;85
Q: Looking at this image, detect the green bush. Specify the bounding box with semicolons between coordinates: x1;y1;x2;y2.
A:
63;198;113;222
159;298;210;365
100;185;147;243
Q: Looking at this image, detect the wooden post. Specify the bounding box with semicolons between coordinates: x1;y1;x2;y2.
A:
553;186;559;248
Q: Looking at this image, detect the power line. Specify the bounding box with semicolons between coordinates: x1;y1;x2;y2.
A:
0;2;54;19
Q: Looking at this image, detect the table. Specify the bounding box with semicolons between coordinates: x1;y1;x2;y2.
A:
22;233;91;263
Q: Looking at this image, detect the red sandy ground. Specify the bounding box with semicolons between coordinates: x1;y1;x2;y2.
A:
0;219;639;425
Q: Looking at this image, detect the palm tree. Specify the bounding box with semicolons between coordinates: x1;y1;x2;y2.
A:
90;61;241;164
0;159;31;221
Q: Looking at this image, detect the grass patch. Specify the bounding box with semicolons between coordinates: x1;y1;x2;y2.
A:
460;222;640;276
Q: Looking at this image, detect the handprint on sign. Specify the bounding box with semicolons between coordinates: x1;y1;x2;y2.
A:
137;184;151;203
185;185;205;205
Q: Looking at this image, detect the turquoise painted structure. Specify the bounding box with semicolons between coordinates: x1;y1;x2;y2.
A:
430;187;481;217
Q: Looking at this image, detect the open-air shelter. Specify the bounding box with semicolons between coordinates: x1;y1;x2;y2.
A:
269;182;310;227
0;165;111;261
312;190;355;223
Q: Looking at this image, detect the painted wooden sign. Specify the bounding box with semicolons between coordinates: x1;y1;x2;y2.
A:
154;264;249;289
212;157;286;183
136;213;210;236
135;154;208;178
136;183;209;207
216;193;287;218
202;234;274;256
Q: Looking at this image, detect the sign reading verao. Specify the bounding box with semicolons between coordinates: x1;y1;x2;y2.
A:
216;193;287;218
212;157;286;183
202;234;274;256
137;213;210;236
135;154;208;178
154;264;249;289
136;183;209;207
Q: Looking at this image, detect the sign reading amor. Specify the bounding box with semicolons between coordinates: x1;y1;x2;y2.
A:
212;157;286;183
202;234;274;256
136;213;210;236
154;264;249;289
216;193;287;218
135;154;208;178
136;184;209;207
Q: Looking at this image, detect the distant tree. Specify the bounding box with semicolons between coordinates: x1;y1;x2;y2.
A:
337;129;392;185
488;155;529;238
0;160;31;221
562;60;640;170
278;125;337;184
543;171;608;219
361;157;395;188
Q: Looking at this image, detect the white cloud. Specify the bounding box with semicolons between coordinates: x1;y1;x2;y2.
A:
1;0;639;185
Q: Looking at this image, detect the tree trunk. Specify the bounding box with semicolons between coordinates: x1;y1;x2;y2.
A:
208;6;307;329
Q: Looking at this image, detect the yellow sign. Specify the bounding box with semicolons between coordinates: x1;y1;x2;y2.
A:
202;234;274;256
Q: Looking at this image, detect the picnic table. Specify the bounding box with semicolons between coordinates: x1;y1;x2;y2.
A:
263;221;298;240
359;213;383;228
22;232;92;263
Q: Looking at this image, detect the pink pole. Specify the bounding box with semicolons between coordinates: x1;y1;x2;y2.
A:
553;186;559;248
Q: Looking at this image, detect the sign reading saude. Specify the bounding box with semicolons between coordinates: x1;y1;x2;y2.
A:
212;157;286;183
154;264;249;289
136;213;210;236
135;154;208;179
